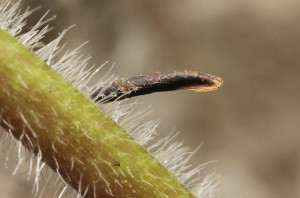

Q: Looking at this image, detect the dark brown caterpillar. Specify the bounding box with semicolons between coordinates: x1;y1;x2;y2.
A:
92;70;223;103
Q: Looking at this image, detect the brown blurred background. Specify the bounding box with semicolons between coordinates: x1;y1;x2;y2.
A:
1;0;300;198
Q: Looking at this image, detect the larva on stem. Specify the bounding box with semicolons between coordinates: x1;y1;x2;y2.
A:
92;70;223;103
0;1;222;197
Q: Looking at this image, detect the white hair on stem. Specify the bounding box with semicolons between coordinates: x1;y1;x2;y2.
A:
0;0;220;197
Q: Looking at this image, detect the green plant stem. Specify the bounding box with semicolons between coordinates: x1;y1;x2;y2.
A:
0;29;196;197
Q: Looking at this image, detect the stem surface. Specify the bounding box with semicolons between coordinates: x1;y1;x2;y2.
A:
0;29;196;198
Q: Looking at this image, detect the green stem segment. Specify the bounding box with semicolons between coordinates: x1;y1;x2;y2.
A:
0;29;196;197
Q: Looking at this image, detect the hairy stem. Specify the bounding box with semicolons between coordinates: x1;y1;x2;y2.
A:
0;29;196;197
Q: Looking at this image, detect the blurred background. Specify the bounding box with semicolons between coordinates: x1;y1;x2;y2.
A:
1;0;300;197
